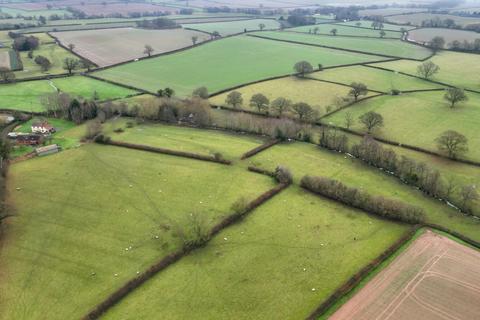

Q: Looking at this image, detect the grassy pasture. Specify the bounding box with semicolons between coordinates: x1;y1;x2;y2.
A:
371;51;480;91
94;35;387;96
358;7;427;17
51;27;210;67
101;186;408;319
324;91;480;161
0;6;68;17
407;28;480;44
386;13;480;27
336;20;416;31
288;24;402;38
102;119;267;160
16;42;83;79
183;18;280;36
209;76;358;114
248;142;480;241
0;143;274;320
310;65;444;92
252;31;432;60
0;76;137;112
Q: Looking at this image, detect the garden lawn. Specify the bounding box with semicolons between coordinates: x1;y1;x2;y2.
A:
324;91;480;161
183;18;280;36
103;119;267;160
101;186;408;319
371;51;480;91
0;76;138;112
0;144;274;320
251;31;432;60
248;142;480;241
93;35;389;96
289;24;402;38
209;76;364;115
309;65;444;92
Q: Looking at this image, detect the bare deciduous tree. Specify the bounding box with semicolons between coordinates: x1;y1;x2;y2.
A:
435;130;468;159
417;61;440;79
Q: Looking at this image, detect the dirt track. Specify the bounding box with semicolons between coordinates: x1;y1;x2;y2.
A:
330;230;480;320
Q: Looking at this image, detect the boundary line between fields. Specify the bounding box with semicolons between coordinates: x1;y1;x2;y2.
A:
305;223;480;319
246;33;433;61
284;30;401;40
82;181;290;320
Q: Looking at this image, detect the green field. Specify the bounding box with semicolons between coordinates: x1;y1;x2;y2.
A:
0;76;137;112
324;91;480;161
386;13;480;27
94;35;387;96
209;76;368;114
0;143;275;320
251;31;433;60
248;142;480;241
183;18;280;36
310;65;444;92
103;119;266;160
371;51;480;91
0;6;69;18
408;28;480;44
289;24;402;38
101;186;408;319
337;20;416;31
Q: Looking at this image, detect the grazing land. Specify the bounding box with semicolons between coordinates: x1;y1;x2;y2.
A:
0;76;137;111
0;143;275;320
330;230;480;320
386;13;480;27
100;186;408;319
69;3;178;15
324;91;480;161
336;20;416;31
358;7;428;17
407;28;480;44
209;76;357;114
372;51;480;91
183;18;280;36
51;28;210;67
309;65;444;92
102;118;267;160
289;24;402;38
250;31;433;60
248;142;480;242
94;35;387;96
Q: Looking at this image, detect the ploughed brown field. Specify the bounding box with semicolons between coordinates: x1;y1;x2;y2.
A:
51;27;209;66
330;230;480;320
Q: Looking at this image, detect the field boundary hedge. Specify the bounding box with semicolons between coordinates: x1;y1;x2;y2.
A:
306;225;420;320
99;140;232;165
247;165;275;177
285;30;401;40
330;22;405;33
208;58;399;98
306;223;480;319
317;93;385;119
364;64;480;94
83;73;153;94
47;32;100;67
241;139;279;159
0;72;72;85
83;181;290;320
319;122;480;167
305;76;386;94
246;33;429;61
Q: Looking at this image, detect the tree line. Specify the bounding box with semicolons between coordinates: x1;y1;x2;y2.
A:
301;175;425;224
318;129;479;216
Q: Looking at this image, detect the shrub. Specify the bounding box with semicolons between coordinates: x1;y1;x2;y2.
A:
274;166;293;184
231;196;249;215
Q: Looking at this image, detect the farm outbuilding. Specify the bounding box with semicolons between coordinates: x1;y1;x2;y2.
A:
15;134;42;146
35;144;60;157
